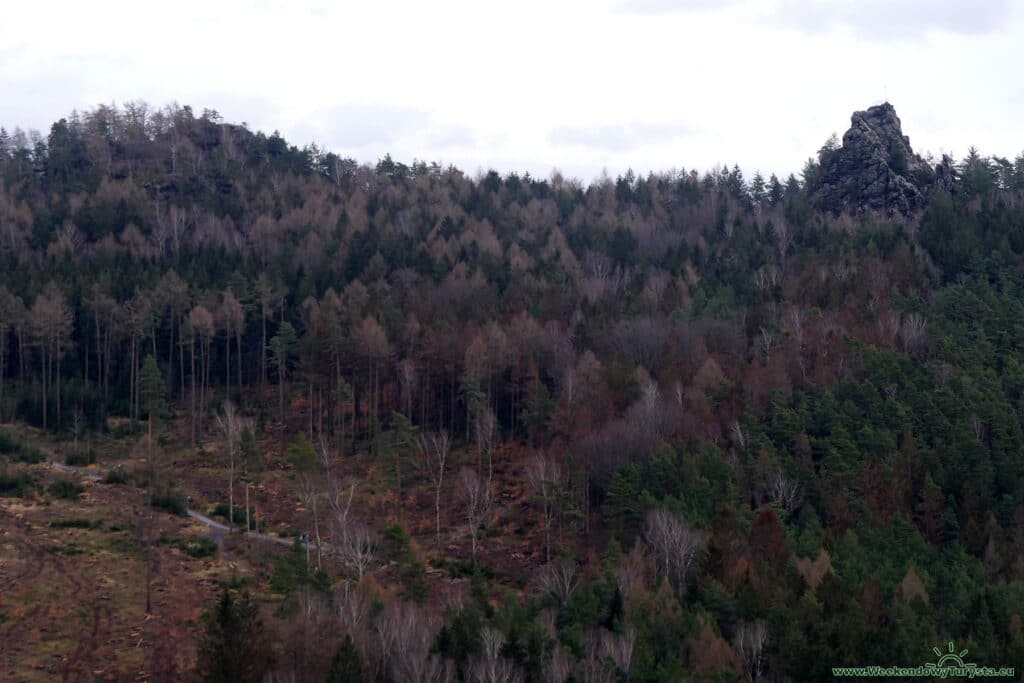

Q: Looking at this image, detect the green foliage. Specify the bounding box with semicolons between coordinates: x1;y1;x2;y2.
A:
196;589;273;683
238;426;263;474
269;322;298;379
269;539;329;595
104;466;128;485
211;502;255;529
64;449;96;466
0;470;34;497
139;355;166;420
7;104;1024;677
0;429;43;463
326;635;364;683
149;486;187;515
49;518;99;529
159;533;218;559
284;433;317;474
0;429;20;454
381;523;429;602
48;477;84;500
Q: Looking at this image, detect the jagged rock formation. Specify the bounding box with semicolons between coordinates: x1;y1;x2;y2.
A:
810;103;941;217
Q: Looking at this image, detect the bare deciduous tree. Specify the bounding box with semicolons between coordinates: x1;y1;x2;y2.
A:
28;283;74;431
189;304;215;443
218;289;245;398
467;627;523;683
215;401;242;528
418;430;451;549
383;604;452;683
734;620;768;683
459;467;493;565
542;647;572;683
337;520;378;580
600;626;636;680
536;560;578;605
768;471;803;514
528;452;565;563
899;312;927;356
335;580;369;634
643;508;703;593
579;630;617;683
615;541;651;597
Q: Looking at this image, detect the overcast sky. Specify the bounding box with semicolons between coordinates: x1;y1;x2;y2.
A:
1;0;1021;183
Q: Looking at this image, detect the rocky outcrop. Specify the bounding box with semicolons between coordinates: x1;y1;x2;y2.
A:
810;103;938;217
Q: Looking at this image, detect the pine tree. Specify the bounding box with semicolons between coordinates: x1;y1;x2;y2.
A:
326;635;364;683
196;590;273;683
139;354;165;478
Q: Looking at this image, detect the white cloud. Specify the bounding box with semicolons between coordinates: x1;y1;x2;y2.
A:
769;0;1013;40
549;122;694;152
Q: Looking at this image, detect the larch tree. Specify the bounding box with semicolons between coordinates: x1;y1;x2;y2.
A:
189;304;215;443
85;284;120;403
256;274;284;390
0;285;24;418
139;354;166;482
270;320;297;456
353;316;391;452
219;290;244;401
28;283;73;431
125;290;154;430
156;270;189;398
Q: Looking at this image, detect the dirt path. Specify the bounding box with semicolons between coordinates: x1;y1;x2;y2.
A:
51;460;321;551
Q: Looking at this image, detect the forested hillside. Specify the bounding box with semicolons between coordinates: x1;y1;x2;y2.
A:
3;102;1024;681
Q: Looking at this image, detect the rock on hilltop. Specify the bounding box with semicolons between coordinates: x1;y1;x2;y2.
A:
810;102;949;217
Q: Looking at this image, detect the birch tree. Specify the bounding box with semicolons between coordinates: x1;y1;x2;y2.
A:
528;452;565;563
459;467;493;566
418;430;451;550
643;508;703;594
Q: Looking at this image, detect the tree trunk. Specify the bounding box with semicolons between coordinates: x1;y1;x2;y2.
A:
312;494;322;570
278;371;285;456
190;329;196;446
167;314;175;395
435;481;442;551
56;337;62;430
0;329;6;418
228;445;234;530
260;306;267;389
41;345;48;431
236;330;243;397
225;332;231;402
178;316;185;402
17;326;24;381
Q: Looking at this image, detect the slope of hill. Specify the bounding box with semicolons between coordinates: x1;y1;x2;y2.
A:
2;103;1024;681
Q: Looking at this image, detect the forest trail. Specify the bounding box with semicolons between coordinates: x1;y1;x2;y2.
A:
49;460;318;551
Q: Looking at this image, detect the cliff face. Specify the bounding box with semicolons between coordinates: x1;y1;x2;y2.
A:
810;103;945;217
